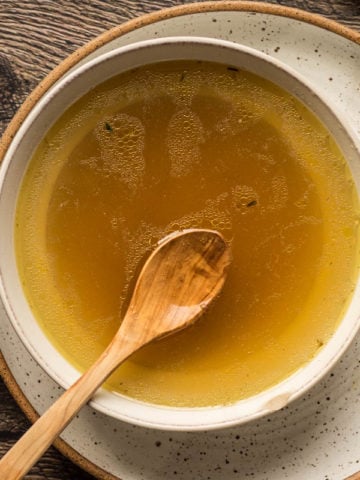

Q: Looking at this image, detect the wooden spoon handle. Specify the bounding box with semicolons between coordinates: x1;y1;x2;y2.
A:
0;336;135;480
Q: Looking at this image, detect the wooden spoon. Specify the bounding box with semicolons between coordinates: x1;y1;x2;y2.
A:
0;228;231;479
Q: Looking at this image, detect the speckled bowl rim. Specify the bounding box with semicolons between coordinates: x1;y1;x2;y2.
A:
0;2;359;479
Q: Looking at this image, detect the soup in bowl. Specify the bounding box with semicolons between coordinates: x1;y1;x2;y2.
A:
0;37;360;430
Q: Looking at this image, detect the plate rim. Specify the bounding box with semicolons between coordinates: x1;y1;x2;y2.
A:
0;2;359;479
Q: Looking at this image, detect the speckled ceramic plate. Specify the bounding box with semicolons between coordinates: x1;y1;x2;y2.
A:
1;3;360;479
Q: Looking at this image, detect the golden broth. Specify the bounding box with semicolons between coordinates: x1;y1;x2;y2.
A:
15;61;360;407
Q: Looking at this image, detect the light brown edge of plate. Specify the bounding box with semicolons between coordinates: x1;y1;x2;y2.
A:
0;2;359;479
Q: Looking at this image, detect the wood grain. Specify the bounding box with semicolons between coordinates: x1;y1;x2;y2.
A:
0;1;359;479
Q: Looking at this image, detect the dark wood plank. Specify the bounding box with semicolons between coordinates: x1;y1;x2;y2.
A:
0;1;359;479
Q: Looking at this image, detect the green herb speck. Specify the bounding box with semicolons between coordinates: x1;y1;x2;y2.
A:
105;122;113;132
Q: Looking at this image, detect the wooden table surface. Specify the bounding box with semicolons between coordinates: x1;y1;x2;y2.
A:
0;1;359;479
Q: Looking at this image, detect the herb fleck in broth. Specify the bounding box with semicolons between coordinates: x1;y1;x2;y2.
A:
15;61;360;406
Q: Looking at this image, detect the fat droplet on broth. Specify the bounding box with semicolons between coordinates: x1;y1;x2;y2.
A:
167;191;233;233
215;109;260;137
94;113;145;192
294;187;311;209
120;221;165;299
270;175;288;210
167;108;205;178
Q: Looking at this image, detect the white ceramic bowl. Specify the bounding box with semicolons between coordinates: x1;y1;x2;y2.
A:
1;37;360;431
